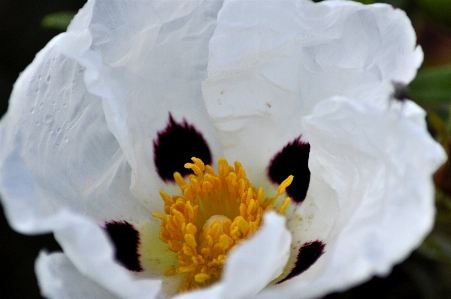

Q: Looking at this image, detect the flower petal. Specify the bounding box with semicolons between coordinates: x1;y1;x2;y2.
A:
0;28;161;298
59;0;224;211
0;38;149;228
174;212;291;299
36;251;120;299
202;0;422;186
254;97;446;298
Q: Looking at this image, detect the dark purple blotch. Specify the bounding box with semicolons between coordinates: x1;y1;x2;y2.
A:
105;221;143;272
268;137;310;203
154;113;212;182
277;240;325;284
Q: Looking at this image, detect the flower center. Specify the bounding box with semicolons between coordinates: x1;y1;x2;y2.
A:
153;157;293;292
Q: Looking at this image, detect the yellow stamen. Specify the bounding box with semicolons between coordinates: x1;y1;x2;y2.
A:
153;157;293;292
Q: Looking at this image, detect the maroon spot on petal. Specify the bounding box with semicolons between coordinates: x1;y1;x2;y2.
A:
268;137;310;203
154;113;212;182
277;240;325;284
105;221;143;272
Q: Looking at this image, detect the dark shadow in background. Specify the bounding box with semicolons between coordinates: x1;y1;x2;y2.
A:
0;1;85;298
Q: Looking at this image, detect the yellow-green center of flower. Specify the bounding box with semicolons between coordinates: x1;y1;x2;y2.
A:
153;157;293;292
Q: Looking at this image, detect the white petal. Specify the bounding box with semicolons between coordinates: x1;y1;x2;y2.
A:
174;212;291;299
254;97;446;299
53;212;161;299
0;32;150;225
202;0;422;185
0;28;160;299
36;251;120;299
59;0;224;211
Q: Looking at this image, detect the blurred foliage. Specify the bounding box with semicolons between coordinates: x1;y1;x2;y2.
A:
411;66;451;106
419;191;451;265
41;11;76;30
411;66;451;124
427;111;449;153
416;0;451;27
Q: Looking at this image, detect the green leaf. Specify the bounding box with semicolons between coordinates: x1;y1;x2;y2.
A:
410;65;451;105
41;11;76;31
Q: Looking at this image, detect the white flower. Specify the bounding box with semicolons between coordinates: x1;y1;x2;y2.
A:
0;0;446;298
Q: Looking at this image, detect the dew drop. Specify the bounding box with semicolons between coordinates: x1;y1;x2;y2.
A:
40;102;44;107
56;127;62;133
44;114;53;123
30;108;35;114
35;88;39;93
62;103;67;108
35;121;40;126
64;137;69;143
46;75;51;82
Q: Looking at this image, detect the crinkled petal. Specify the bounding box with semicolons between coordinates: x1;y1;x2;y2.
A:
202;0;422;184
0;38;149;227
0;27;160;299
59;0;224;211
36;251;120;299
254;98;446;299
174;212;291;299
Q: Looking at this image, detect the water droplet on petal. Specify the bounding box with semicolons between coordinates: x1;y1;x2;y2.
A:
44;114;53;123
62;103;67;108
56;127;62;133
64;137;69;143
30;108;35;114
35;121;40;126
46;75;51;82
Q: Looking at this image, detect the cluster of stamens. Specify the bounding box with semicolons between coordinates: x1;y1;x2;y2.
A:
153;157;293;292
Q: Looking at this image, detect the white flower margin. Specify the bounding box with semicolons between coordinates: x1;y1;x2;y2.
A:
0;0;446;299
